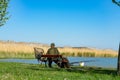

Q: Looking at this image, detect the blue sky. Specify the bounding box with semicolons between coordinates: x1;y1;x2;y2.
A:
0;0;120;50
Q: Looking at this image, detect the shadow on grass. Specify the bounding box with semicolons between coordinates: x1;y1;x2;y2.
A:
26;64;117;76
68;67;117;76
26;64;62;71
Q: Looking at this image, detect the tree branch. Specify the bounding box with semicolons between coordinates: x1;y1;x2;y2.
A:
112;0;120;7
0;0;10;27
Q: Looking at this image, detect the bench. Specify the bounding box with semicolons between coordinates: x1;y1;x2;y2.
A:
34;47;70;68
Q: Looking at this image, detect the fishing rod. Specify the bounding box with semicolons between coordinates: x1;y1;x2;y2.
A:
70;60;98;65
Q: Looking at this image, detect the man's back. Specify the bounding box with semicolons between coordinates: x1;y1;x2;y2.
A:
47;48;59;55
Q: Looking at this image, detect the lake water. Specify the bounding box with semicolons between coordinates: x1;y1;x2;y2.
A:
0;57;117;68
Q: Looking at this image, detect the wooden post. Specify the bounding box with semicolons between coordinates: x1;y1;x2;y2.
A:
117;43;120;75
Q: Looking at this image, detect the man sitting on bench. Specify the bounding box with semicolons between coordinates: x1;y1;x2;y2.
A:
46;43;61;68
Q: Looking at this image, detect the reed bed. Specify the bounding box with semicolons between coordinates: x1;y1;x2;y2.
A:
59;47;117;57
0;41;118;58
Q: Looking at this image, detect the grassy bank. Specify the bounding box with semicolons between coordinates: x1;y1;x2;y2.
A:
0;62;120;80
0;41;118;58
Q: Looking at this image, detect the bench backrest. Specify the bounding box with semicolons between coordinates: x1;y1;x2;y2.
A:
34;47;44;60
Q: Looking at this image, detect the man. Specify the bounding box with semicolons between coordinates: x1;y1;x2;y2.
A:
46;43;61;68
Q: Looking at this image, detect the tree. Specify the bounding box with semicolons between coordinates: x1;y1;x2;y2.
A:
117;43;120;75
0;0;9;27
112;0;120;7
112;0;120;76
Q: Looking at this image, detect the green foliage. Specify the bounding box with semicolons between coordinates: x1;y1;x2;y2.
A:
103;54;113;57
77;52;83;57
0;51;116;59
0;0;9;27
71;52;75;56
112;0;120;7
0;51;34;59
77;52;95;57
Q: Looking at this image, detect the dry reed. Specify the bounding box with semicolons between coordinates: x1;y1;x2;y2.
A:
0;41;118;58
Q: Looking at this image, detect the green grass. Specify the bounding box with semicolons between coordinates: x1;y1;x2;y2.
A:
0;62;120;80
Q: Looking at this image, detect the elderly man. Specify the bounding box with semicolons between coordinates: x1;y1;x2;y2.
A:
46;43;61;68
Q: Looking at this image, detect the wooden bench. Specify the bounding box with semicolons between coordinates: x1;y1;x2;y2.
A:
41;54;62;58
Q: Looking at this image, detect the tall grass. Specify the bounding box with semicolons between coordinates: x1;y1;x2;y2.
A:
0;41;118;58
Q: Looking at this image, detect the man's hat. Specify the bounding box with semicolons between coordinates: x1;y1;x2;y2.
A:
51;43;55;46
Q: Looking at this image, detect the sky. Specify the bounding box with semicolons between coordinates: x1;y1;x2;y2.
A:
0;0;120;50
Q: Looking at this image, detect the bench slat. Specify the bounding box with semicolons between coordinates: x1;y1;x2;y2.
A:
41;54;62;58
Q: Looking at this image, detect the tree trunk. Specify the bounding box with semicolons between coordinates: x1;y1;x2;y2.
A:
117;43;120;75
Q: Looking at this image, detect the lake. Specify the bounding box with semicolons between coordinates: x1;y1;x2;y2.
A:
0;57;117;68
